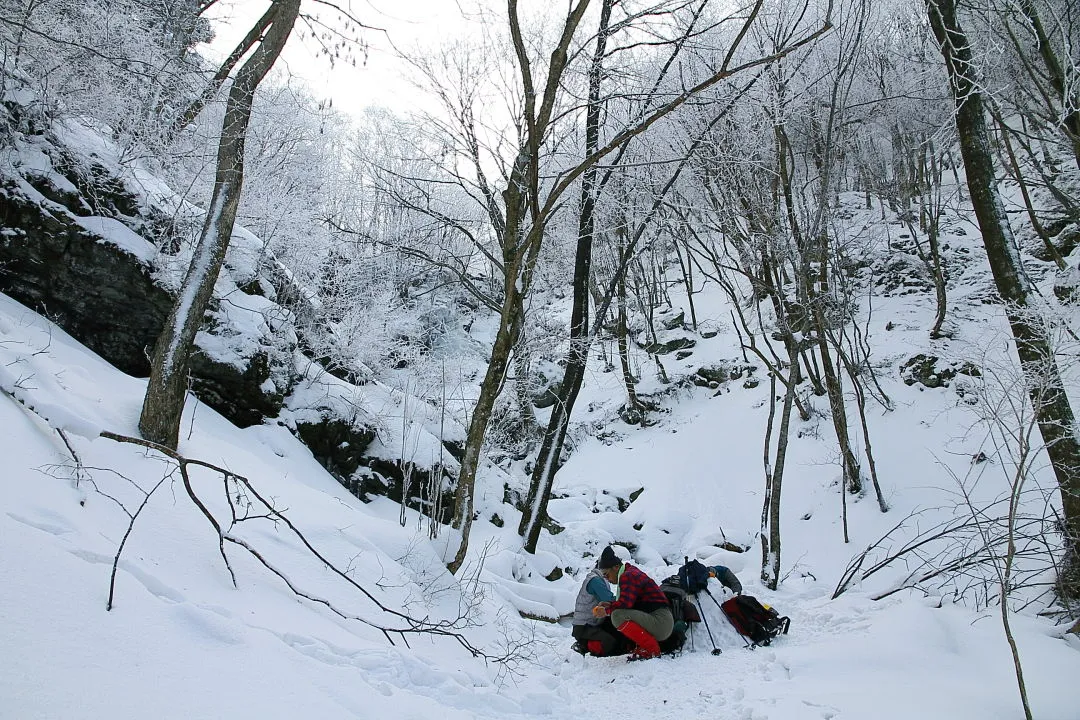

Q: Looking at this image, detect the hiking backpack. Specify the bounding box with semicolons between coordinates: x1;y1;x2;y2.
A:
720;595;790;647
660;580;702;626
657;580;701;653
677;559;712;594
676;558;743;595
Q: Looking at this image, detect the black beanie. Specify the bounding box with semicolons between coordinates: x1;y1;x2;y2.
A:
597;545;621;570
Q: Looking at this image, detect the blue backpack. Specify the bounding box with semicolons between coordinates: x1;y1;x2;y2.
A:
677;558;711;594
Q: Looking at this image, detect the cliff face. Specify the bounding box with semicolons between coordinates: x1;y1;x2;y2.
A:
0;173;173;376
0;99;460;512
0;101;294;428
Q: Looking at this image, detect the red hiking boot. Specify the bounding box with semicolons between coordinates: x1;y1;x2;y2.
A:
617;620;661;660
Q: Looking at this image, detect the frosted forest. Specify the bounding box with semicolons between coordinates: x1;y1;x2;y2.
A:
2;1;1080;718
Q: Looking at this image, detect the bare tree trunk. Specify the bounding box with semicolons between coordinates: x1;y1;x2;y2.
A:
671;238;699;331
923;143;950;337
616;269;645;423
448;300;521;569
815;305;862;495
762;357;796;590
928;0;1080;599
926;212;948;338
902;181;949;339
166;2;278;140
448;0;594;572
992;110;1067;269
516;0;613;550
448;154;530;573
139;0;301;449
838;345;889;513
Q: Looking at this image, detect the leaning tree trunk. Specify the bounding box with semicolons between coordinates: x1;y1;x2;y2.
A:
447;167;530;574
813;292;862;496
139;0;301;450
816;315;860;542
518;0;613;551
445;0;599;574
927;0;1080;599
762;354;797;590
447;299;523;571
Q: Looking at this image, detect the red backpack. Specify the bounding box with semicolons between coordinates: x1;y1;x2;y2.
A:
721;595;790;647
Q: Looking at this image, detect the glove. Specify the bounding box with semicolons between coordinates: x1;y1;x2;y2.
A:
592;603;610;618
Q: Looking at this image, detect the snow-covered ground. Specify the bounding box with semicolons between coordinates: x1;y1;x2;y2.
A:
3;193;1080;719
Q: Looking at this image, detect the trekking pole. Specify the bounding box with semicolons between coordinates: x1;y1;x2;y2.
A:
693;595;722;655
702;587;725;611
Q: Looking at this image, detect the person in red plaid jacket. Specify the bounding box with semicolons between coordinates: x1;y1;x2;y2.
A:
591;546;673;660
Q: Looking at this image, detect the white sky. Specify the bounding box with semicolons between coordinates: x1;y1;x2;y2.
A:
204;0;487;118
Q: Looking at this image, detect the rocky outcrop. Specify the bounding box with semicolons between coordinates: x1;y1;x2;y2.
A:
294;416;378;490
190;348;289;428
0;175;172;376
294;415;460;516
284;369;460;518
643;335;696;356
900;353;981;389
0;108;292;427
692;361;758;389
0;99;461;512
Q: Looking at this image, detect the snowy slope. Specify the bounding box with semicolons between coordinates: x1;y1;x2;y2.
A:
0;292;527;719
3;192;1080;719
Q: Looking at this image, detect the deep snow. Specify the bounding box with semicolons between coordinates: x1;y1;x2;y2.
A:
4;211;1080;719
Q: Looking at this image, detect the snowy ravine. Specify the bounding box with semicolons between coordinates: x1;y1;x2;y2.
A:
3;217;1080;718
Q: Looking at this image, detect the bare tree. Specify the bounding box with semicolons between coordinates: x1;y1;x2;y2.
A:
139;0;302;449
440;0;832;570
926;0;1080;600
516;0;834;555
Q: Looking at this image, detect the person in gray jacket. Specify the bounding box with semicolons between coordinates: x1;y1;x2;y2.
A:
570;555;628;656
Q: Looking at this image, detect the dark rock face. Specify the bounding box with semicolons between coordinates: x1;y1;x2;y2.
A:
1054;266;1079;306
294;417;378;485
530;365;564;409
660;311;685;330
532;384;561;409
362;456;456;524
0;128;290;427
1;102;455;512
190;349;286;428
874;253;934;296
644;336;696;355
0;178;172;376
293;416;455;522
692;361;757;389
900;353;981;389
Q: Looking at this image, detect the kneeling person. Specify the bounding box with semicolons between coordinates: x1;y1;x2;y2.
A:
593;546;673;660
571;560;627;656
